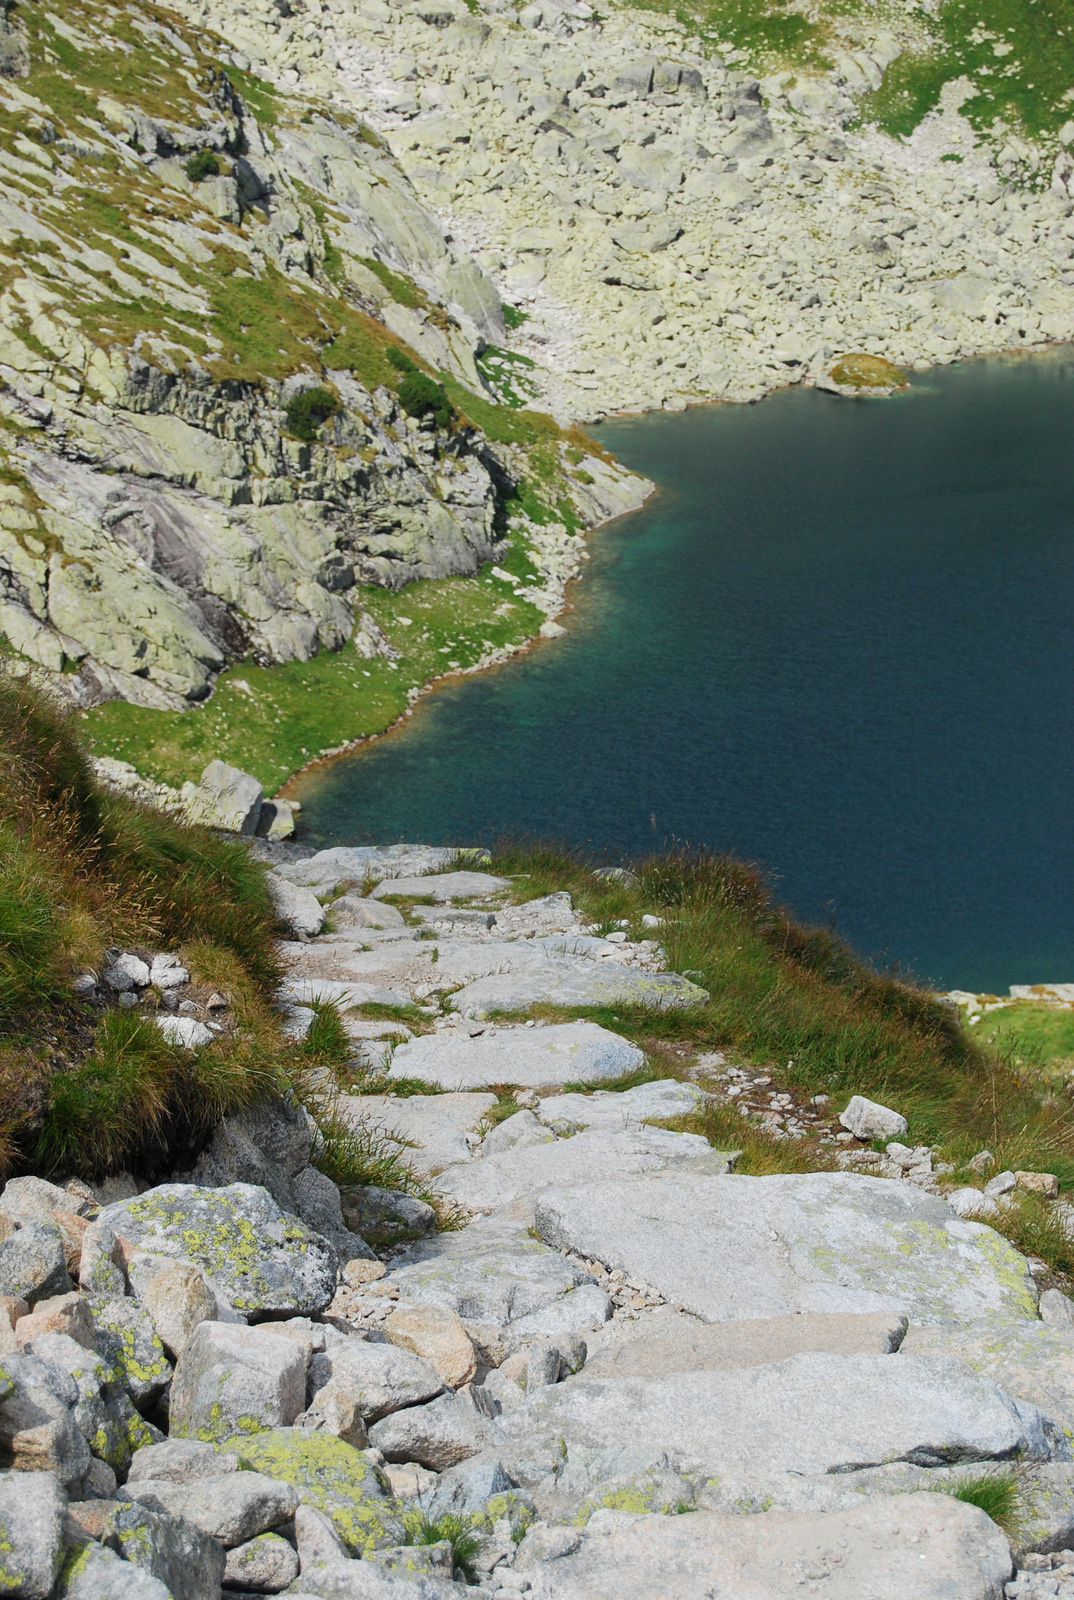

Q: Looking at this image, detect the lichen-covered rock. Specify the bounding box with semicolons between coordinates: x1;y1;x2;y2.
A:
223;1428;398;1555
28;1331;158;1476
169;1321;306;1444
99;1499;225;1600
54;1540;173;1599
0;1469;66;1600
91;1299;171;1407
96;1184;337;1316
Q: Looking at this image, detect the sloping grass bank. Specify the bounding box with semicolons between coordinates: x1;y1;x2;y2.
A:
484;841;1074;1188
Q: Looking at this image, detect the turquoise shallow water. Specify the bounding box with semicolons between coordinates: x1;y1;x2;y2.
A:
294;351;1074;993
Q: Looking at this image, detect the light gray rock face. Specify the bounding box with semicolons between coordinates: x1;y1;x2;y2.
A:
126;1469;298;1545
335;1094;497;1177
584;1310;909;1379
56;1541;173;1600
0;1177;89;1224
0;1469;67;1600
307;1339;444;1422
126;1254;217;1359
480;1110;555;1158
839;1095;908;1140
533;1171;1040;1325
902;1319;1074;1442
268;873;327;938
275;847;461;897
0;1352;91;1488
536;1080;706;1132
223;1531;300;1593
517;1494;1012;1600
331;897;406;931
369;871;509;901
1040;1289;1074;1331
169;1321;307;1443
388;1215;610;1356
496;1352;1063;1507
367;1391;498;1469
98;1498;226;1600
0;1221;71;1304
127;1438;242;1484
180;760;263;834
96;1183;338;1316
435;1127;725;1213
448;959;708;1019
389;1023;644;1090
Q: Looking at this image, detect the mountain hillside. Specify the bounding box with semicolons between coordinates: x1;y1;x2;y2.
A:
0;0;644;756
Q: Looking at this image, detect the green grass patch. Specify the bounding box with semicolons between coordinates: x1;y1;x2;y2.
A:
82;570;545;790
969;1002;1074;1076
399;1512;487;1581
858;0;1074;140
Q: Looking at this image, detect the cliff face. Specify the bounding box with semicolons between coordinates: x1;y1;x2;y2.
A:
0;0;643;712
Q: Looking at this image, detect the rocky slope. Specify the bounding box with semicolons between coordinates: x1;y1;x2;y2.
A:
170;0;1074;419
3;844;1074;1597
0;0;645;716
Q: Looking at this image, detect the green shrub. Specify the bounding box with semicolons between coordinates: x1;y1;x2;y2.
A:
397;370;451;430
185;149;221;182
285;385;338;441
387;346;416;373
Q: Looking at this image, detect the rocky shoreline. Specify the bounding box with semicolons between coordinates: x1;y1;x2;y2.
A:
4;843;1074;1597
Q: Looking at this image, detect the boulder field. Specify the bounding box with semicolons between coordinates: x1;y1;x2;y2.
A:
2;844;1074;1598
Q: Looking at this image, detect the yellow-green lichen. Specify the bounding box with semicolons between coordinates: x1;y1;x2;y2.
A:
223;1429;398;1554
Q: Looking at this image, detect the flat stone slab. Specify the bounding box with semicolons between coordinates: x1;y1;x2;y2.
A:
387;1215;606;1348
584;1310;909;1379
497;1352;1057;1501
370;871;510;901
434;1127;725;1213
280;977;414;1011
335;1093;497;1176
537;1080;705;1131
518;1493;1012;1600
533;1171;1040;1325
97;1183;337;1316
389;1024;644;1090
903;1318;1074;1440
449;959;709;1019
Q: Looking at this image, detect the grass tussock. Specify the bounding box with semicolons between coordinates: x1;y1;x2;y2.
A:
0;679;285;1177
399;1511;487;1581
932;1468;1023;1536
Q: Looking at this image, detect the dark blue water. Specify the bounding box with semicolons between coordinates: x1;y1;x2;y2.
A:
295;351;1074;993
